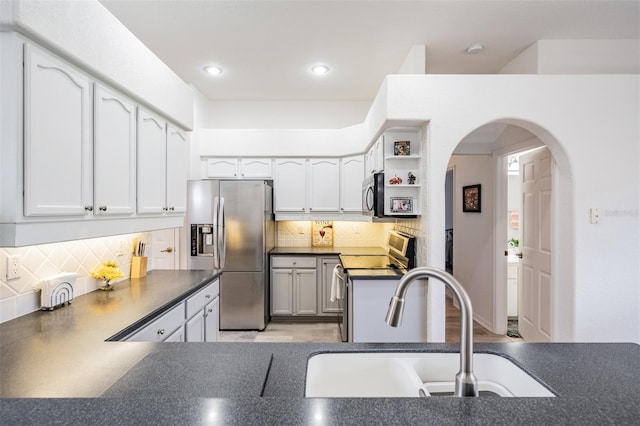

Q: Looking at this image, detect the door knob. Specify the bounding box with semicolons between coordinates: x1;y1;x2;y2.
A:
161;247;173;253
516;252;523;259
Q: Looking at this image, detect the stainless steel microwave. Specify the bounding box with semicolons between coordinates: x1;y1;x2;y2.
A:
362;172;385;217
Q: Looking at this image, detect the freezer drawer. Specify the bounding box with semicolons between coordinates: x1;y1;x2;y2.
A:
220;272;267;330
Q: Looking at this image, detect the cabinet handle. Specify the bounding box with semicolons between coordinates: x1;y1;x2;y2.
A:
157;329;165;335
169;207;175;211
163;207;168;211
84;206;93;212
205;294;211;299
161;247;173;253
99;206;107;212
208;308;213;313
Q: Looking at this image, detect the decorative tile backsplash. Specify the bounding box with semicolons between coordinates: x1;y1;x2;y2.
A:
0;232;149;324
276;221;395;247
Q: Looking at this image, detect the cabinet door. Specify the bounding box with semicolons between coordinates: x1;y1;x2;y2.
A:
185;311;205;342
274;159;307;212
240;158;272;178
295;269;318;315
207;158;238;178
164;326;185;342
340;156;364;212
271;269;294;315
309;159;340;212
321;257;342;313
204;297;219;342
23;44;92;216
93;84;136;215
166;125;188;214
137;108;167;214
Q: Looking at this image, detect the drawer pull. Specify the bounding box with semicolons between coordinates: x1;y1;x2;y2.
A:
157;329;165;335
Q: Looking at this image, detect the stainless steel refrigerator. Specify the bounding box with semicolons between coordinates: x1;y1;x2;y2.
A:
187;180;275;330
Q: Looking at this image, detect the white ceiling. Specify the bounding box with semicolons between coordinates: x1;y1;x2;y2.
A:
99;0;639;102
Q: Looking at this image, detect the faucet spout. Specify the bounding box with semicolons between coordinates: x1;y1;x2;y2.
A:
385;267;479;397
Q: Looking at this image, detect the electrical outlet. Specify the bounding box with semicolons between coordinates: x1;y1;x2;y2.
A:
589;207;601;224
117;241;125;257
7;255;20;280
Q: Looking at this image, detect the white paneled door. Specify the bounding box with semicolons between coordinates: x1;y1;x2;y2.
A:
151;228;179;270
519;147;553;342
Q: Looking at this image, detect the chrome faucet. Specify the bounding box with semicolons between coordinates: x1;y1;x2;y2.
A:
385;267;479;397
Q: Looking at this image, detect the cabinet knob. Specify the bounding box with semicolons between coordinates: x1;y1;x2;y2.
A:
163;207;168;211
99;206;107;212
84;206;93;212
169;206;175;211
205;294;211;299
157;329;165;335
208;308;213;313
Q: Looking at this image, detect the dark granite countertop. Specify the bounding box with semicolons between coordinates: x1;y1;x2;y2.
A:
271;246;388;256
1;268;639;425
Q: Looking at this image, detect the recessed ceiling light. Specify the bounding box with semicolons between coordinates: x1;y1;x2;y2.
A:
311;64;330;75
466;44;484;55
204;65;223;75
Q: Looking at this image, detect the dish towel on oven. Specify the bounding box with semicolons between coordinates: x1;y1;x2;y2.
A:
330;264;344;302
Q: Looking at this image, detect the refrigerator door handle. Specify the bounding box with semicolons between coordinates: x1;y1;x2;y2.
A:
213;196;220;269
218;196;226;269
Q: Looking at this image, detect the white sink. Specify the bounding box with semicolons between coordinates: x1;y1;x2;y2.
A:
305;352;555;398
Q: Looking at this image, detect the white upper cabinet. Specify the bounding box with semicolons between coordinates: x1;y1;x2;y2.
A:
309;159;340;212
365;136;384;177
206;158;272;179
340;155;364;213
241;158;272;178
137;108;167;214
274;159;307;212
166;125;189;214
23;43;92;216
207;158;238;178
93;83;136;215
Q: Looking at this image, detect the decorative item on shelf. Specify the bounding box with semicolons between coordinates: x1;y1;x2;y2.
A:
407;172;416;185
91;261;123;291
462;184;481;213
389;175;403;185
312;220;334;247
391;196;413;213
508;238;519;248
393;140;411;156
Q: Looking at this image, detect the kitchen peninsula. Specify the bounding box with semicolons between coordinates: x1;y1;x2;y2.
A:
1;271;638;424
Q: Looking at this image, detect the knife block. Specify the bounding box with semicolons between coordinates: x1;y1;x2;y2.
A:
130;256;148;279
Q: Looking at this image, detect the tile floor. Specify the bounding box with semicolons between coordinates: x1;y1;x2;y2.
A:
220;298;523;343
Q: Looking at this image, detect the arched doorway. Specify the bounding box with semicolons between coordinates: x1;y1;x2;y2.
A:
444;119;574;342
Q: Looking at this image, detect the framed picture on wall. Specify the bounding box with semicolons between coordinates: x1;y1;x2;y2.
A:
462;184;481;213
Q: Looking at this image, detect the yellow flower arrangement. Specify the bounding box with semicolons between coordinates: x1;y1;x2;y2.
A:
91;261;123;291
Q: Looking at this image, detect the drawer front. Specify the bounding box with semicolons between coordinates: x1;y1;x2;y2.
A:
271;256;317;269
186;279;220;318
126;303;185;342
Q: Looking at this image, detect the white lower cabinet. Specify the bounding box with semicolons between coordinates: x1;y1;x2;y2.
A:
125;303;185;342
271;256;317;316
185;280;220;342
124;279;220;343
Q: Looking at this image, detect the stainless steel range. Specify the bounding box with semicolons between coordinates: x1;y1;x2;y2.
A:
337;230;416;342
339;231;416;272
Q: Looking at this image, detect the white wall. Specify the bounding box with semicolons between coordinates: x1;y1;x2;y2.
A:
372;74;639;343
448;155;495;330
500;40;640;74
205;101;370;129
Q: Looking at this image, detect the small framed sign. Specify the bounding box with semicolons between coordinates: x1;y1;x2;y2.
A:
390;197;413;213
393;141;411;156
312;220;333;246
462;184;481;213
